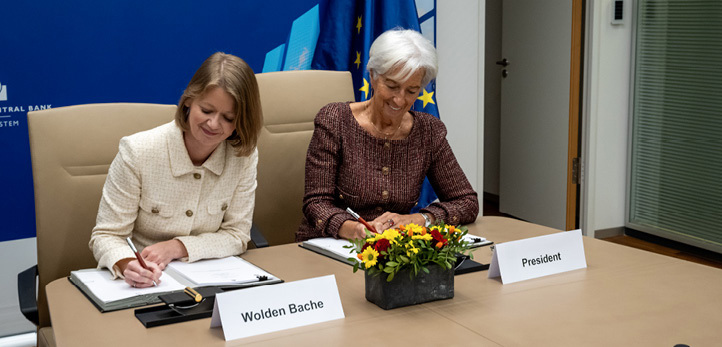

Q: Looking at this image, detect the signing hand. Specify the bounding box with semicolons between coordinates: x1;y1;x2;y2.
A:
140;239;188;270
120;259;162;288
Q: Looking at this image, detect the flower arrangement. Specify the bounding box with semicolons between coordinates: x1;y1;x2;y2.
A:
347;221;474;282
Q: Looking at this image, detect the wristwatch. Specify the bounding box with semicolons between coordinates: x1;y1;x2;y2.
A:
420;212;432;227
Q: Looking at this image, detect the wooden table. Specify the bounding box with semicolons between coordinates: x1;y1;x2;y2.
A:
46;217;722;346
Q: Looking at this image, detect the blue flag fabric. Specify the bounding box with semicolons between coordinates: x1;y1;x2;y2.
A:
312;0;439;214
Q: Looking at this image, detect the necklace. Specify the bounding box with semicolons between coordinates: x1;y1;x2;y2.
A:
365;107;403;140
369;119;402;140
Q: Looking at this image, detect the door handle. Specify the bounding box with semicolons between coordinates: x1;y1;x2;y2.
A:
496;58;509;67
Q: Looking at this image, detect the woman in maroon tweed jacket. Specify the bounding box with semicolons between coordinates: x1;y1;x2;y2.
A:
296;29;478;242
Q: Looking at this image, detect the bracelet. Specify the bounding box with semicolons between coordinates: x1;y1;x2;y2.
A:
420;212;432;227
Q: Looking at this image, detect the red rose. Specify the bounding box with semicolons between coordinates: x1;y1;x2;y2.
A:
374;238;390;253
430;229;448;248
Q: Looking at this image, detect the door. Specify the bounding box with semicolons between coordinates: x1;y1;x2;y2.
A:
498;0;579;230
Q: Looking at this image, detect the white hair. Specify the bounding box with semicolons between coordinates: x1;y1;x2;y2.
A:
366;29;438;87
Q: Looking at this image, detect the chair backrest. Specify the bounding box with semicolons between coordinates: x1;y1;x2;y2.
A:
253;70;354;246
28;103;176;327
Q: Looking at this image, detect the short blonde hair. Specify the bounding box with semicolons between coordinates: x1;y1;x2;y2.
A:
367;29;438;86
175;52;262;157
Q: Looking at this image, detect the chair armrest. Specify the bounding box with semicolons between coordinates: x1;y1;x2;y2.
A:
250;223;269;248
18;264;39;326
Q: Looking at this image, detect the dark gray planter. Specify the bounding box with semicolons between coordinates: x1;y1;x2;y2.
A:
365;264;454;310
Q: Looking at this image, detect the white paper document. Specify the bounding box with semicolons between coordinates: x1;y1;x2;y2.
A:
167;256;274;286
71;270;184;303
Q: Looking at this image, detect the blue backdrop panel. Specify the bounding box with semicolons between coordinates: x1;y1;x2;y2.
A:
0;1;318;242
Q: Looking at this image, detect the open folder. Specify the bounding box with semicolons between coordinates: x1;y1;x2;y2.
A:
69;256;282;313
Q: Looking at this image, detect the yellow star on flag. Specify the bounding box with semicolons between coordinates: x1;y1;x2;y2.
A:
356;16;363;34
354;51;361;69
417;88;435;108
359;78;370;100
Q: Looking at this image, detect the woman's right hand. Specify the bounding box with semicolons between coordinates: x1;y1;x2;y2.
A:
117;258;162;288
339;220;384;240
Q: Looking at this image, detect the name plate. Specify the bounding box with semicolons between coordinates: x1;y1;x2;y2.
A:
488;229;587;284
210;275;345;341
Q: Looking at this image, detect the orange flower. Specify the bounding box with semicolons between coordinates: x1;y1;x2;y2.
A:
357;253;364;260
436;241;444;248
421;227;427;235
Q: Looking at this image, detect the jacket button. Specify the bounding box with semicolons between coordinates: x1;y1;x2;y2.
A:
317;219;323;226
384;142;391;148
375;206;383;213
151;208;159;214
381;190;389;198
339;194;344;199
186;210;193;217
221;204;228;211
382;167;390;175
193;173;201;179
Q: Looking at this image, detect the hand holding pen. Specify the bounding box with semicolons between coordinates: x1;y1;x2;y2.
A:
125;237;162;288
346;207;378;234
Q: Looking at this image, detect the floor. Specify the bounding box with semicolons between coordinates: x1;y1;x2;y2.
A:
482;198;722;271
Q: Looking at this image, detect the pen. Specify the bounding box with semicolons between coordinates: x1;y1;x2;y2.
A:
345;207;378;234
126;237;158;287
184;287;203;303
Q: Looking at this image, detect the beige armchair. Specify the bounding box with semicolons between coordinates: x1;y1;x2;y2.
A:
253;70;354;245
19;103;176;346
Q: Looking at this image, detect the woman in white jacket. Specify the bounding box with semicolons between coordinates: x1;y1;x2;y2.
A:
89;52;263;288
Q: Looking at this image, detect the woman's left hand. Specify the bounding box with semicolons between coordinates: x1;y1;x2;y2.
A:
372;212;426;231
140;239;188;270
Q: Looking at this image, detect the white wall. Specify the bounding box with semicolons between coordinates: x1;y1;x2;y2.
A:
436;0;485;197
581;0;633;237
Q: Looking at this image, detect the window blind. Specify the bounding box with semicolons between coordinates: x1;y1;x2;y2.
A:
629;0;722;252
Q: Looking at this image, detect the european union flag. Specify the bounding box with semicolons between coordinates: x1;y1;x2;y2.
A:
312;0;439;213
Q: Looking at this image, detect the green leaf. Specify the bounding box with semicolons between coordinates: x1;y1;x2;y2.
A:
383;267;395;273
387;271;396;282
422;266;430;274
386;261;399;267
399;255;410;263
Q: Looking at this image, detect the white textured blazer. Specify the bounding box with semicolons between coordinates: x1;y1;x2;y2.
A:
89;121;257;277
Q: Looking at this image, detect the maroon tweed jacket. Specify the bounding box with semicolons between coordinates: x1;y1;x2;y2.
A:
296;102;479;242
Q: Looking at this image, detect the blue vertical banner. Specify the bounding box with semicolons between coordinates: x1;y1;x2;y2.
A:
311;0;439;212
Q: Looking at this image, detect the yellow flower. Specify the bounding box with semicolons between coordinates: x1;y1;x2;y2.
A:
382;229;400;243
361;247;379;269
368;233;383;243
412;233;433;241
405;241;419;257
405;223;425;236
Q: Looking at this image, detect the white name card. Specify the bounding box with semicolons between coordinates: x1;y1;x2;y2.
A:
210;275;345;341
488;229;587;284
